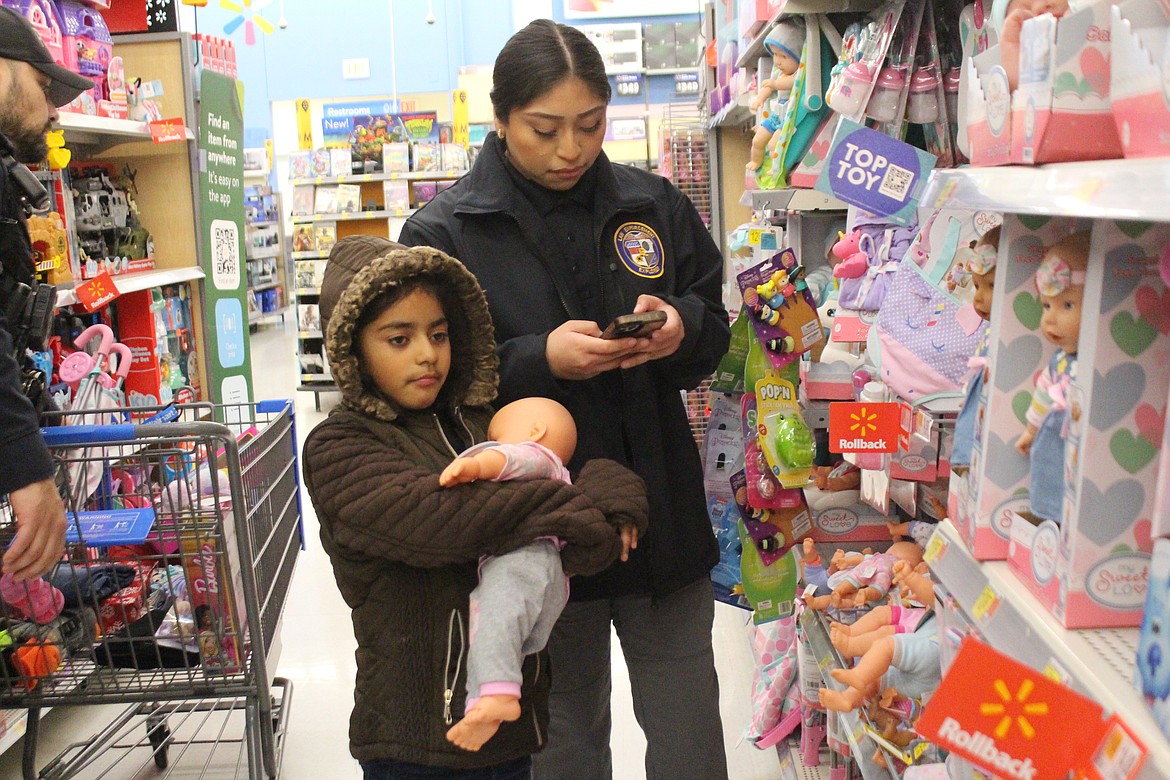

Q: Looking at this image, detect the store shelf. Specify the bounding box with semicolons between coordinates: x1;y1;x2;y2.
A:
645;67;701;76
708;95;753;129
300;375;334;385
291;250;331;260
249;307;287;325
243;168;271;179
799;609;899;780
56;112;195;149
293;209;416;223
249;280;282;293
289;170;466;186
248;219;280;228
926;520;1169;780
735;0;883;69
294;287;321;296
56;266;206;307
246;246;282;260
744;188;848;212
922;158;1170;223
298;330;323;339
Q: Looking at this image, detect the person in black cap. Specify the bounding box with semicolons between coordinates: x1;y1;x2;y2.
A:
0;7;90;581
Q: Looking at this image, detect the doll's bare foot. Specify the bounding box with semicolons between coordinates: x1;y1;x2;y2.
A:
819;685;864;711
802;538;819;564
446;696;521;751
829;621;853;652
830;665;869;694
886;520;910;540
803;593;833;611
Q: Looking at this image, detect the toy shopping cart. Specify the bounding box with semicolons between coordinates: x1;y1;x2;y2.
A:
0;400;302;779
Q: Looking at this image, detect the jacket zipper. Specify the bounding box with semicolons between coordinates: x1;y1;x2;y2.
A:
433;414;460;458
443;608;465;725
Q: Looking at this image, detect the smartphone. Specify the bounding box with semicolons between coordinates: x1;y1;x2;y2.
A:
600;310;668;340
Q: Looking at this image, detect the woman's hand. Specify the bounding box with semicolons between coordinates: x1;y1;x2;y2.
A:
617;295;684;371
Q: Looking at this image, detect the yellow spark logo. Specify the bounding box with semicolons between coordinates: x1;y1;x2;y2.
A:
89;279;107;297
849;406;879;438
979;678;1049;739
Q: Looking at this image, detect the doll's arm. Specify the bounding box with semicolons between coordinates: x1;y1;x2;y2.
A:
439;448;509;487
1017;365;1056;453
750;78;777;112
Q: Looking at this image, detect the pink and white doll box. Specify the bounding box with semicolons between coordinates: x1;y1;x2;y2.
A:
1011;1;1123;164
1109;0;1170;158
1007;220;1170;628
952;214;1090;559
962;46;1013;166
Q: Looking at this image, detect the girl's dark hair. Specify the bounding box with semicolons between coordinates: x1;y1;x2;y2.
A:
490;19;612;122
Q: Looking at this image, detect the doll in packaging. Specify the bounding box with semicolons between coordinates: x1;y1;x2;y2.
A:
746;18;805;174
949;225;1000;473
1014;231;1090;524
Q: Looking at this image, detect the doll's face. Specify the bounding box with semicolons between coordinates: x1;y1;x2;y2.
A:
772;50;800;76
972;267;996;321
1040;284;1083;355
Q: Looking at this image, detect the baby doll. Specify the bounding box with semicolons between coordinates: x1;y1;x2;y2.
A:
828;560;933;659
819;560;939;712
747;17;805;174
991;0;1071;91
801;539;923;611
1014;231;1090;525
439;397;583;752
949;225;1000;474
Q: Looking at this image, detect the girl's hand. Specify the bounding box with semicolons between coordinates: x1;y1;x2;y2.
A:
619;524;639;562
616;296;684;371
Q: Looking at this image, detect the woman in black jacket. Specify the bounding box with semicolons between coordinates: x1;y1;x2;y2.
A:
400;19;731;780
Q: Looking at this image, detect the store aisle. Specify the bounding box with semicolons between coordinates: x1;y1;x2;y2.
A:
0;320;782;780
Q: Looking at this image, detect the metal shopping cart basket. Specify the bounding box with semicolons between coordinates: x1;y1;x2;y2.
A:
0;399;302;779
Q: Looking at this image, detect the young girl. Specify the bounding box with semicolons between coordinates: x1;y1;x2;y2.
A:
302;235;647;779
1015;231;1090;524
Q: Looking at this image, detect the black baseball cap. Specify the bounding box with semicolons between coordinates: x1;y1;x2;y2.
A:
0;7;94;107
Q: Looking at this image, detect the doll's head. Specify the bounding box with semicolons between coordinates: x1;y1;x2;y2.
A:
764;18;805;77
886;540;924;570
962;225;1000;321
488;397;577;465
1035;231;1090;356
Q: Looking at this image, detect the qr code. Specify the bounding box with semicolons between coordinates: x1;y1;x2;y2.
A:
214;226;238;277
878;163;915;201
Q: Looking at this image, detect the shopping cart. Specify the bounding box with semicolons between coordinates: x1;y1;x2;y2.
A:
0;400;302;779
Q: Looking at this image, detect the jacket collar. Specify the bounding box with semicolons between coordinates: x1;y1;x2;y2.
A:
453;132;655;220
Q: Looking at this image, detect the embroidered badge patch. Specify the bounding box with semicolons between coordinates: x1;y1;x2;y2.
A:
614;222;664;279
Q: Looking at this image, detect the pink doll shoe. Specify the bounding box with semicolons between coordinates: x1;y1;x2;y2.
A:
1;572;66;624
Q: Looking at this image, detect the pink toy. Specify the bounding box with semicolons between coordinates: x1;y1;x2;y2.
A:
7;0;66;66
1;572;65;624
831;230;870;279
58;0;111;79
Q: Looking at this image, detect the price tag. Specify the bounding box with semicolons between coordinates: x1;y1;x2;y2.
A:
748;228;762;246
971;585;1000;622
1092;716;1147;780
1073;177;1102;202
933;178;959;208
923;532;947;564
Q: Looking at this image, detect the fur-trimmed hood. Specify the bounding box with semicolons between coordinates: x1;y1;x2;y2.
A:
319;236;498;422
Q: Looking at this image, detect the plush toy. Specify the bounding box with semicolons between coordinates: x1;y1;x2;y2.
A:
747;17;806;174
819;560;940;711
831;229;870;279
1014;231;1090;524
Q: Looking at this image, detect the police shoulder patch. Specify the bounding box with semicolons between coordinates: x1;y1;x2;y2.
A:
613;222;665;279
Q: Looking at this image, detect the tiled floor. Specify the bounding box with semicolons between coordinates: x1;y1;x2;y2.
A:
0;319;784;779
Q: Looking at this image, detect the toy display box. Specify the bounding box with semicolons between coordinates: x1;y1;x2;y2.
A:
1109;0;1170;158
1006;220;1170;628
806;502;899;545
1011;1;1122;164
962;46;1013;166
5;0;66;67
951;214;1091;559
59;0;111;79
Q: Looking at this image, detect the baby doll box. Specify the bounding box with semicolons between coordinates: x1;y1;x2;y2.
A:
1109;0;1170;158
962;46;1013;166
955;215;1090;560
1011;1;1123;165
8;0;66;67
59;0;112;79
806;503;897;545
1006;220;1170;629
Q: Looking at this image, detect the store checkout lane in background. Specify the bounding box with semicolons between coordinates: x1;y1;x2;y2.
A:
174;0;702;152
